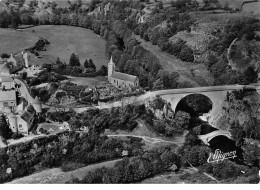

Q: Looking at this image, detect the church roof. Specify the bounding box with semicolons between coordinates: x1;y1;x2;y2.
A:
0;91;16;102
111;71;138;83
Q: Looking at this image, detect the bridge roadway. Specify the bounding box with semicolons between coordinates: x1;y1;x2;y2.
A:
74;83;260;112
149;83;260;97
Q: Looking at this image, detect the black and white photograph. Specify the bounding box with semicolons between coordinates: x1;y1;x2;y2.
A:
0;0;259;185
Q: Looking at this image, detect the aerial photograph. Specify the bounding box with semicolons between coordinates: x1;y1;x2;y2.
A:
0;0;259;185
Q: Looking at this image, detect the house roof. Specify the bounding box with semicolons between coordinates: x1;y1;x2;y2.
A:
0;64;11;76
26;104;36;114
20;104;35;122
0;91;16;102
13;54;24;62
31;96;40;104
111;71;138;83
21;111;34;122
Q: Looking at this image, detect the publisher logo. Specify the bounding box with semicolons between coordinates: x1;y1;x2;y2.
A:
207;149;237;163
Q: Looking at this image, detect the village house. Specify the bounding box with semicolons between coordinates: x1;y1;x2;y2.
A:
0;76;15;90
0;63;11;76
0;65;42;135
0;90;17;110
7;51;29;71
108;56;139;90
7;104;36;135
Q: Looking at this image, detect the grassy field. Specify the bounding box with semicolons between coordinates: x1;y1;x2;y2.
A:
0;28;38;54
66;76;109;87
7;159;122;184
24;0;91;8
242;1;260;14
135;35;214;87
141;168;217;184
0;25;108;69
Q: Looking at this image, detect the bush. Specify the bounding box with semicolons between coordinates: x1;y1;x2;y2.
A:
66;146;180;184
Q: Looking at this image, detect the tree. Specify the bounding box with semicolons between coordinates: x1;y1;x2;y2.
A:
243;66;258;84
174;111;190;129
178;45;194;62
0;11;11;28
10;9;21;29
69;53;80;67
89;0;101;12
158;1;163;9
56;57;63;65
242;144;260;167
184;131;202;146
22;72;27;80
168;72;179;89
51;1;57;10
1;53;10;59
0;114;12;140
88;59;96;71
77;0;82;7
84;59;89;68
98;65;108;76
149;96;165;110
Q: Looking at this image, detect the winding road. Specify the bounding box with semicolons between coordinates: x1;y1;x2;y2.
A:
107;134;184;146
14;78;35;103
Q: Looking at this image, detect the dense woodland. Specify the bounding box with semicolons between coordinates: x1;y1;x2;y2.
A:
0;129;144;183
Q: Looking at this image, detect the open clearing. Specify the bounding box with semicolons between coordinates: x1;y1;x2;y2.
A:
66;76;109;87
135;35;214;87
0;25;108;69
7;159;121;184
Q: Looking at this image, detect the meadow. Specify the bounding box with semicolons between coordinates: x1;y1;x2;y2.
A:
24;0;92;8
0;25;108;69
0;28;38;54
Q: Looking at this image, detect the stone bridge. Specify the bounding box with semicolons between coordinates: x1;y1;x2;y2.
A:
144;83;260;128
198;130;232;145
142;83;260;143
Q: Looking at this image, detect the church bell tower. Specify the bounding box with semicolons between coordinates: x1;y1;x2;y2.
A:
108;56;115;78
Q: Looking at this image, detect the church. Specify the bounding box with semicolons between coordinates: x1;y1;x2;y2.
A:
108;57;139;90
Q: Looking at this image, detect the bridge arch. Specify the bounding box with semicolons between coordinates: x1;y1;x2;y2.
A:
207;134;232;144
198;131;232;145
174;93;213;117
